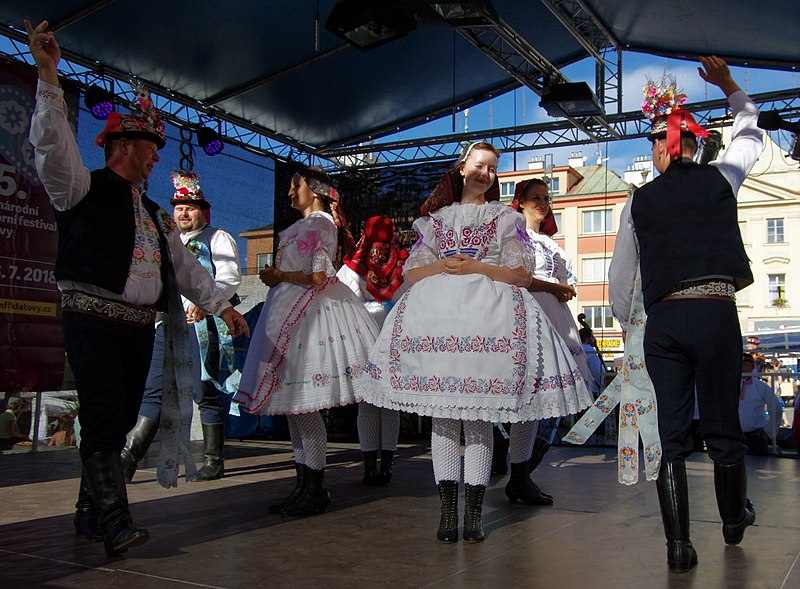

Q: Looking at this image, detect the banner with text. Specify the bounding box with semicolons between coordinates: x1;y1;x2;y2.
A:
0;58;76;392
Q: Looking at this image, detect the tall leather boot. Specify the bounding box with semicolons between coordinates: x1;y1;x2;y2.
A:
73;470;102;541
490;425;509;476
505;462;553;505
436;480;459;542
463;483;486;543
714;461;756;545
120;415;159;482
280;467;330;516
84;450;150;557
361;450;381;486
190;423;225;482
379;450;394;485
655;460;698;573
268;462;308;514
528;436;551;473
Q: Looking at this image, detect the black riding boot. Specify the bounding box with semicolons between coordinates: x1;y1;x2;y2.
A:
120;415;159;482
190;423;225;482
505;462;553;505
74;470;102;541
280;467;330;516
268;462;308;514
463;483;486;543
714;461;756;545
379;450;394;485
84;450;150;557
528;435;551;473
655;460;698;573
490;425;509;476
361;450;382;486
436;480;459;542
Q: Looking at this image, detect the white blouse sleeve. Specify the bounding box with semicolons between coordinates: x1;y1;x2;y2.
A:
404;216;439;274
303;215;338;277
498;212;531;271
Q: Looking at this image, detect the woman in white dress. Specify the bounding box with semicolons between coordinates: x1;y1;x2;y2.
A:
356;142;592;542
337;216;409;486
500;178;593;506
234;167;379;516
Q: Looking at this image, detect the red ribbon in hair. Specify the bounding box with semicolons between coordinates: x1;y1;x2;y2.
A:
666;108;709;160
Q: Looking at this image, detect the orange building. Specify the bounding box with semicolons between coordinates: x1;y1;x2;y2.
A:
239;224;274;276
498;152;639;357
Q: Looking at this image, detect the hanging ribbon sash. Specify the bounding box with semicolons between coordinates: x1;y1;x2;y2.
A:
563;274;662;484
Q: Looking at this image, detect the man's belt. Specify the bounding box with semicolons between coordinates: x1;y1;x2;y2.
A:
662;279;736;301
61;291;157;326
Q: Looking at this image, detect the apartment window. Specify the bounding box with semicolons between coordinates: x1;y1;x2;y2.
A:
582;209;612;234
582;258;611;283
500;181;516;198
549;177;560;194
768;274;786;303
766;218;784;243
552;212;563;236
257;253;274;269
583;305;614;329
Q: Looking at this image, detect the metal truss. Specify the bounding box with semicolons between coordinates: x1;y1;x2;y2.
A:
320;88;800;168
539;0;622;115
0;24;321;164
456;17;619;142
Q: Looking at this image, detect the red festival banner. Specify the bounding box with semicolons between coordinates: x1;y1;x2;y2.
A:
0;58;77;392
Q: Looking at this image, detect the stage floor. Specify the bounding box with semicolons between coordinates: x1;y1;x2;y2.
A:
1;441;798;589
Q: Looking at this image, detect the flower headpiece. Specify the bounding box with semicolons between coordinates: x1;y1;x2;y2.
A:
643;75;708;160
95;81;166;149
170;170;209;209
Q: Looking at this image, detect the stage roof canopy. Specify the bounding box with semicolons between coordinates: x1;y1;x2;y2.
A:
3;1;799;156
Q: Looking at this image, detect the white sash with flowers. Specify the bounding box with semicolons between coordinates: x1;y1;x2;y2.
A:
563;274;662;484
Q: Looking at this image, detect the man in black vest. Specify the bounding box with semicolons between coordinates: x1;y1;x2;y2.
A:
26;20;248;557
122;172;242;482
609;56;763;573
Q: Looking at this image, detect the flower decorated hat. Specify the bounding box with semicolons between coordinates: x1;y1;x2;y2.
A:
95;81;166;149
170;170;209;209
643;74;708;159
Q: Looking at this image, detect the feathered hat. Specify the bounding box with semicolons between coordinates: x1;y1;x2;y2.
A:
95;82;166;149
643;75;708;159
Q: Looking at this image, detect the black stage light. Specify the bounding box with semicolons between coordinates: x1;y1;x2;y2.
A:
84;85;116;120
416;1;498;27
539;82;604;118
326;0;417;51
697;130;723;165
197;126;224;156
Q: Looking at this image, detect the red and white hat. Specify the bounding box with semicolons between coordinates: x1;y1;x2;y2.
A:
95;83;166;149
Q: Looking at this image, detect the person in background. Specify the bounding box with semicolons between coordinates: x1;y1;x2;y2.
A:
337;216;408;486
122;172;242;483
739;352;783;455
0;398;31;451
234;166;378;517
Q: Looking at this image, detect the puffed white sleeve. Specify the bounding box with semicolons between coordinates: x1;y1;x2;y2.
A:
498;211;533;272
28;80;91;211
336;264;364;299
404;216;439;274
608;198;639;328
302;215;338;277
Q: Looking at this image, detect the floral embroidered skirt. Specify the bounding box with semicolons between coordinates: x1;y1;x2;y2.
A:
234;279;380;415
354;273;593;423
529;291;593;386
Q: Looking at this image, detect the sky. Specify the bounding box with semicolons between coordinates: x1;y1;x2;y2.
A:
47;49;800;271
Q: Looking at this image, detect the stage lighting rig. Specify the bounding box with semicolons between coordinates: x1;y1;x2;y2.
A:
758;110;800;161
197;126;224;156
84;84;116;120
